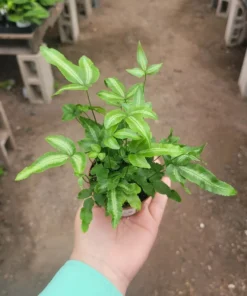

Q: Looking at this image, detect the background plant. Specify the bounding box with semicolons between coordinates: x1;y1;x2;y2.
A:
16;42;237;232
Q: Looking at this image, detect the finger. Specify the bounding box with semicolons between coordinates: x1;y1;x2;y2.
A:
149;176;171;224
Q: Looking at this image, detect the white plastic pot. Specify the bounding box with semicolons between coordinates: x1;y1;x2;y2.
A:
16;21;31;28
122;207;137;217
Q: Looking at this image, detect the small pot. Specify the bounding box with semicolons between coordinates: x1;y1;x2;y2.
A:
16;21;31;28
122;190;149;217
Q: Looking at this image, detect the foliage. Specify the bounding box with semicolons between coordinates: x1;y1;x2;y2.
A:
16;42;237;232
0;0;62;25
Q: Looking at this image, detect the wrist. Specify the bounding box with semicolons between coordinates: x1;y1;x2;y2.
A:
70;250;129;295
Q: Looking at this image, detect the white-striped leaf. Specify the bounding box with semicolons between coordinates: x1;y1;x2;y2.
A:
179;164;237;196
40;46;84;85
46;135;76;156
137;41;148;71
104;78;125;97
104;110;126;129
138;143;184;158
71;152;86;175
126;68;145;78
79;56;100;85
126;83;143;99
114;128;140;140
128;154;151;169
133;87;145;106
104;137;120;150
54;84;88;95
146;63;163;75
15;152;69;181
125;115;151;146
97;91;125;106
130;106;158;119
107;189;122;228
79;117;101;142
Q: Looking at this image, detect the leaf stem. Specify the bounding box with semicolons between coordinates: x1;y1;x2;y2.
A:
143;74;147;92
82;112;90;119
86;90;97;123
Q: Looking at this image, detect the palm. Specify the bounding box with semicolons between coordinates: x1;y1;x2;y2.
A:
71;177;170;294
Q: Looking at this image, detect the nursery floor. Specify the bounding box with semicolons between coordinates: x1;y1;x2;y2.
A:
1;0;247;295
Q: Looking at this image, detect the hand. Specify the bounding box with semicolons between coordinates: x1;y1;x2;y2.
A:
70;176;171;294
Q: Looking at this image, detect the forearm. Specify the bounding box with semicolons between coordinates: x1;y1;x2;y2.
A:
39;260;122;296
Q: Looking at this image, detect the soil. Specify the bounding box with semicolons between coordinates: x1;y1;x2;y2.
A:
0;0;247;295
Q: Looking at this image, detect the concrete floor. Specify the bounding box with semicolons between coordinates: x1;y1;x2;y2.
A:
0;0;247;295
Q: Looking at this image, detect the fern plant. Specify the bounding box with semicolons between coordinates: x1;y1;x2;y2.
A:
16;42;237;232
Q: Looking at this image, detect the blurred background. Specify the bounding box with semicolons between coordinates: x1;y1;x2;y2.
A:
0;0;247;295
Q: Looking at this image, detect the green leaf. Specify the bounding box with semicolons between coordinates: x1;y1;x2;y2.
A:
78;176;83;189
15;152;69;181
79;117;101;142
160;129;180;144
80;198;94;232
128;139;150;153
129;106;158;120
78;188;93;199
169;190;182;202
126;68;145;78
71;152;86;175
90;163;109;180
126;83;143;99
104;78;125;97
62;104;79;121
98;153;106;160
79;56;100;85
166;164;185;184
125;116;151;146
137;41;148;71
46;135;76;156
104;137;120;150
179;164;237;196
126;194;142;210
104;110;126;129
146;63;163;75
78;138;96;152
132;87;145;106
97;91;125;106
114;128;140;140
88;151;98;159
182;145;205;157
94;193;106;207
40;46;84;85
133;175;155;197
107;189;122;228
90;106;106;115
91;144;101;153
128;154;151;169
138;143;184;158
152;180;171;195
118;180;141;195
173;154;200;165
54;84;88;95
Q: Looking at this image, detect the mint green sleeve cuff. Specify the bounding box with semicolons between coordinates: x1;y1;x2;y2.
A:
39;260;122;296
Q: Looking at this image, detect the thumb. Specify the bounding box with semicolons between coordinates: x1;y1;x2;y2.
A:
149;176;171;225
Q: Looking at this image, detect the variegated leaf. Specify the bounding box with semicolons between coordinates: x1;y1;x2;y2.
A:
126;68;145;78
125;115;151;146
114;128;140;140
46;135;76;156
138;143;184;158
107;189;122;228
128;154;151;169
104;78;125;97
104;110;126;129
104;137;120;150
71;152;86;175
137;41;148;71
79;56;100;85
15;152;69;181
54;84;88;96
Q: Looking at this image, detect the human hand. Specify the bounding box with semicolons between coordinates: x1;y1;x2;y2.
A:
70;176;171;294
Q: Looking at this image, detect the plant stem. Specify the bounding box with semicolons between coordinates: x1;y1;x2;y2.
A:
86;90;97;123
143;74;147;92
82;112;90;119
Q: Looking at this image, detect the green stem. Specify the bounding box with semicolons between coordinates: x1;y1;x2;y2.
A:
82;112;90;119
143;74;147;92
86;90;97;123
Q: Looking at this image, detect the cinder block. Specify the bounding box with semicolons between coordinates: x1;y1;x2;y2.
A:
216;0;231;18
0;102;16;169
17;50;54;104
59;0;79;43
225;0;246;47
238;49;247;97
77;0;93;17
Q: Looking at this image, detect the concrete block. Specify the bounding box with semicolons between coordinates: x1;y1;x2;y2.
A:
216;0;231;18
59;0;79;43
0;102;16;169
238;49;247;97
77;0;93;17
17;50;54;104
225;0;246;47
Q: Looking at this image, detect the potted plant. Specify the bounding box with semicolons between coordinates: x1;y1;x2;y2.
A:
15;42;237;232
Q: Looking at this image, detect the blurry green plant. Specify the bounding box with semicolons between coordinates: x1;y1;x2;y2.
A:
15;42;237;232
0;167;4;177
0;0;62;25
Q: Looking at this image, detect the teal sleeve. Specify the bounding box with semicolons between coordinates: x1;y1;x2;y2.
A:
39;260;122;296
